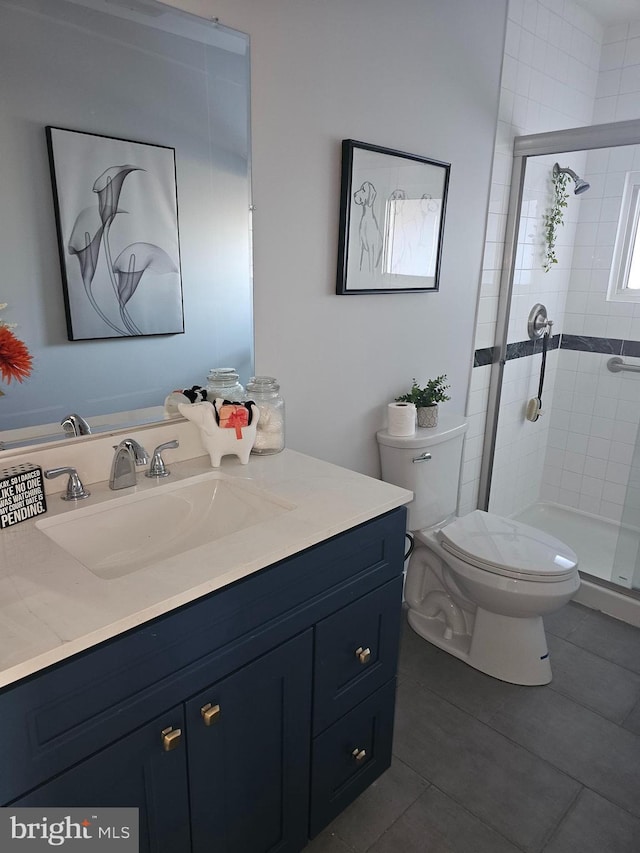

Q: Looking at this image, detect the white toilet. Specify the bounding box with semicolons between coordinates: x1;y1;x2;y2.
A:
377;414;579;685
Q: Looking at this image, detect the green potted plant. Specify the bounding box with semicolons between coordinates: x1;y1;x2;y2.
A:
543;167;569;272
396;375;450;428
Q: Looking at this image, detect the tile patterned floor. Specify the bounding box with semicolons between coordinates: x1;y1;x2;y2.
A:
304;602;640;853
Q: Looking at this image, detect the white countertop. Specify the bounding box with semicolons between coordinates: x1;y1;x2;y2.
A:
0;449;411;689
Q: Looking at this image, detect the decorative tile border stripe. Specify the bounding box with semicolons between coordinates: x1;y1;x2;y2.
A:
473;346;495;367
472;333;640;367
621;340;640;358
507;333;561;360
472;334;561;367
559;334;623;355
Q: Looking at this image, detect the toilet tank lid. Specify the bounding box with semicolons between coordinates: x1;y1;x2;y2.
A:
439;510;578;578
377;413;468;449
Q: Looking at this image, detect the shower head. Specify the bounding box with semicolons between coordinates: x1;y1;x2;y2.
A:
553;162;590;195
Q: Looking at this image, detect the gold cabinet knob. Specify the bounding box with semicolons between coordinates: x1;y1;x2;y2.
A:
351;747;367;762
200;702;221;726
355;646;371;665
161;726;182;752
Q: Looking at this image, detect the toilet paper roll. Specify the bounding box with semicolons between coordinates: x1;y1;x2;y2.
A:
387;401;416;436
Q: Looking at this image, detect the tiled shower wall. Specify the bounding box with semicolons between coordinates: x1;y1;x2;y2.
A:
469;13;640;523
461;0;603;517
541;347;640;520
594;21;640;124
544;25;640;523
539;138;640;520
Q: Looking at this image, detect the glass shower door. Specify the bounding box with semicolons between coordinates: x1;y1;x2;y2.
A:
613;404;640;590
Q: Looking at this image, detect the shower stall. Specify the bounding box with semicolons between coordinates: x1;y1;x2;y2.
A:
480;118;640;618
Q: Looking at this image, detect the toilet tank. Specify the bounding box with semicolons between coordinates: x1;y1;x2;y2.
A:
377;413;468;531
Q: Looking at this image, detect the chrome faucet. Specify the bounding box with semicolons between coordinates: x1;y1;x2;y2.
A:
109;439;149;490
61;413;91;437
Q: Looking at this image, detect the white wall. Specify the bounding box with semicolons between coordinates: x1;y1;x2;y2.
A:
165;0;507;476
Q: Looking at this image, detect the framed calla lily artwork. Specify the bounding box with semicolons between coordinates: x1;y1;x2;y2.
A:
46;127;184;340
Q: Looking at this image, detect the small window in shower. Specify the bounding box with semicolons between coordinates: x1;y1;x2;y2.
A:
608;171;640;301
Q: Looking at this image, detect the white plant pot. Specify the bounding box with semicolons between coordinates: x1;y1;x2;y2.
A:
417;405;438;428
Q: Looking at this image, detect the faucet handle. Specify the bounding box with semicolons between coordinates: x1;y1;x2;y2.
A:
146;440;179;479
44;466;91;501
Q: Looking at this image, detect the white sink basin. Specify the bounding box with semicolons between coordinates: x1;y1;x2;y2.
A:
36;473;294;580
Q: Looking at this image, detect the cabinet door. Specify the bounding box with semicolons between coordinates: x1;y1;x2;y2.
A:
187;631;313;853
12;706;190;853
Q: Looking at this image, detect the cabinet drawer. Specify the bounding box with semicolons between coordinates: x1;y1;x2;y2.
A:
313;577;402;734
309;678;396;838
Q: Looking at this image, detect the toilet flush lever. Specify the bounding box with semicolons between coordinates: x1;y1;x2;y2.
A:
412;452;432;463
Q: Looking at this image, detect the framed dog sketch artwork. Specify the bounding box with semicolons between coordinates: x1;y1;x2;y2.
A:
46;126;184;340
336;139;450;294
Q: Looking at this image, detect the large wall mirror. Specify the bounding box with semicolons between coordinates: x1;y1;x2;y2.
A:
0;0;253;448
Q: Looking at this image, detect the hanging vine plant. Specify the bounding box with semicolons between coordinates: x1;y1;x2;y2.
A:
542;167;570;272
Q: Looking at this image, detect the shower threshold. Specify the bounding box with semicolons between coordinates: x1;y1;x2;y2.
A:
513;502;636;587
513;502;640;628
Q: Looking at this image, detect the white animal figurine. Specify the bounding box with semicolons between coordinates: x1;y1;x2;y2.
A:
178;399;259;467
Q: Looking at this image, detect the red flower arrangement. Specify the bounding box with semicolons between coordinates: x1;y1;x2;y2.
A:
0;320;32;387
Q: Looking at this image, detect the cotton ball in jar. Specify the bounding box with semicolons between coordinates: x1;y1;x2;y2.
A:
246;376;285;454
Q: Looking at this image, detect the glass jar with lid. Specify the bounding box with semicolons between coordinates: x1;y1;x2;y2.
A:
246;376;285;455
206;367;245;402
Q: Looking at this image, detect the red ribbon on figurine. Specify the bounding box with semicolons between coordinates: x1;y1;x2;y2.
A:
219;404;249;439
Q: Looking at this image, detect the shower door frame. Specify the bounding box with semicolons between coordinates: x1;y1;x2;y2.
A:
478;118;640;512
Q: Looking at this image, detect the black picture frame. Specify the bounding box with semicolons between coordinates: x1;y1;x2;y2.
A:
336;139;450;294
46;126;184;340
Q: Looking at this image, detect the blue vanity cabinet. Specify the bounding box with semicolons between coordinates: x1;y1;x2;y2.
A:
12;705;192;853
13;633;313;853
1;507;406;853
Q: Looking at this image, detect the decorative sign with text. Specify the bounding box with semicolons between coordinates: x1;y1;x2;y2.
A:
0;464;47;529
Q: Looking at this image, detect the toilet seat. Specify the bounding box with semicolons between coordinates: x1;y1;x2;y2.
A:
438;510;578;582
